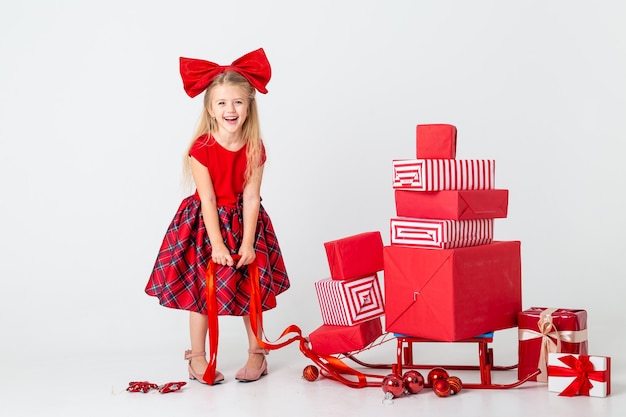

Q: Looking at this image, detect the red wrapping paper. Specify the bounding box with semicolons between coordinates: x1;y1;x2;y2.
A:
308;318;383;355
416;124;457;159
394;189;509;220
383;241;521;341
517;307;588;382
548;353;610;397
324;231;384;280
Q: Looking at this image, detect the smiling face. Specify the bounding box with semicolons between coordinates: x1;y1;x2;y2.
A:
207;83;250;138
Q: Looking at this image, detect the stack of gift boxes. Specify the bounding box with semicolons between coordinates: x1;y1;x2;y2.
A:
308;124;611;397
308;231;387;355
386;124;520;342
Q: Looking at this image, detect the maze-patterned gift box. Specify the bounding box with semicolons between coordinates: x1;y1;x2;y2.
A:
393;159;495;191
390;217;494;249
314;274;385;326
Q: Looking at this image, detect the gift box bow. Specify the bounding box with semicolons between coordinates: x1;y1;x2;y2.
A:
518;308;588;382
548;355;607;396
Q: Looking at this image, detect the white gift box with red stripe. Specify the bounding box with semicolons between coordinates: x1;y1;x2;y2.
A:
390;217;494;249
393;159;496;191
547;353;611;397
314;274;385;326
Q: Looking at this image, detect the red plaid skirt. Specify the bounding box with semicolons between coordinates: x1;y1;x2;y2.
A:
145;195;290;316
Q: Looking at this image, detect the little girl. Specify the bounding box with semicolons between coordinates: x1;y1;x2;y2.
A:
145;48;290;385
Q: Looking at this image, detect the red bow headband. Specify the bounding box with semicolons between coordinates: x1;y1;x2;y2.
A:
179;48;271;98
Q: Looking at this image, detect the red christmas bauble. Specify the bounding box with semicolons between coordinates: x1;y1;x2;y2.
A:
381;374;405;398
447;376;463;394
302;365;319;381
427;367;449;386
432;378;452;397
402;370;425;395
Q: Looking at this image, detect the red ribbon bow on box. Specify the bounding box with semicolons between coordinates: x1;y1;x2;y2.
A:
179;48;271;97
547;355;607;396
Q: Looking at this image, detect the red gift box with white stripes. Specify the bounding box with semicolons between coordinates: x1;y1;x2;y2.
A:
314;274;385;326
393;159;495;191
416;124;457;159
308;318;383;355
394;189;509;220
384;241;521;341
390;217;494;249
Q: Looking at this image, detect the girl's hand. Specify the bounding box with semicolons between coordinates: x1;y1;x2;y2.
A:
236;245;256;269
211;245;234;266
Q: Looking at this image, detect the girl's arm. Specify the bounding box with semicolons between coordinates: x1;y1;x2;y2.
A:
236;163;264;269
190;156;233;266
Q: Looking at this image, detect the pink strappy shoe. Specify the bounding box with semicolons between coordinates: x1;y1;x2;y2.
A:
235;348;269;382
184;350;225;385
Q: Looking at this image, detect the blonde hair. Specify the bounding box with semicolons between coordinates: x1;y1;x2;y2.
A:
183;71;263;189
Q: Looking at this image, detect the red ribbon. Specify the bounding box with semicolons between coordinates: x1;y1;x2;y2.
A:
204;256;383;388
547;355;607;396
179;48;271;97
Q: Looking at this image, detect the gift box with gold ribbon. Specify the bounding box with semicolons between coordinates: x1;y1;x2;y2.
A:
548;353;611;397
517;307;588;382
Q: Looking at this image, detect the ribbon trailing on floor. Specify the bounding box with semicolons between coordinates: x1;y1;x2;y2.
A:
204;256;383;388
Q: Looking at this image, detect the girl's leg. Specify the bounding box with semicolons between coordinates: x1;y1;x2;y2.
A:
242;314;266;369
189;311;209;373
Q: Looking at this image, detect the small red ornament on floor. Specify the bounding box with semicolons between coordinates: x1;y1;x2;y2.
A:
402;370;425;394
302;365;320;381
447;376;463;394
427;367;449;386
432;378;452;397
159;381;187;393
382;373;405;399
127;381;158;393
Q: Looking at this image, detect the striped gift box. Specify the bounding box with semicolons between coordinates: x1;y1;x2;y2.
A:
314;274;385;326
390;217;494;249
393;159;496;191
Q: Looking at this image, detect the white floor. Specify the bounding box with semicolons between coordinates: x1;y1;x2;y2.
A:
1;333;622;417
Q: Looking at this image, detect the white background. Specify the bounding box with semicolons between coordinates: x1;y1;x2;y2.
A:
0;1;624;415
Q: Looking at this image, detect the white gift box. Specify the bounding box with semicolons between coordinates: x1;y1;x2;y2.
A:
547;353;611;397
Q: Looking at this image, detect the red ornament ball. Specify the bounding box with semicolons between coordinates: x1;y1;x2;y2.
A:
402;370;425;395
447;376;463;394
381;374;405;399
302;365;319;381
427;367;449;386
432;378;452;397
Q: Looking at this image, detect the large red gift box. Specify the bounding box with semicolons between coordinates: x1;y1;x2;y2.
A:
416;124;457;159
394;189;509;220
518;307;588;382
308;318;383;355
315;274;385;326
548;353;610;397
392;159;495;191
324;231;384;280
384;241;521;341
390;217;494;249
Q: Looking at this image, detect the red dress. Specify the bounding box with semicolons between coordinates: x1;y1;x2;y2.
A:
145;134;290;315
